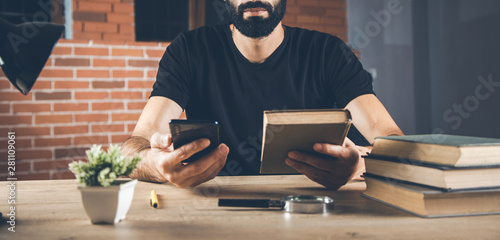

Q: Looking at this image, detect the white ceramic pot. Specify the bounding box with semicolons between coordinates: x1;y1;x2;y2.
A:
78;179;138;224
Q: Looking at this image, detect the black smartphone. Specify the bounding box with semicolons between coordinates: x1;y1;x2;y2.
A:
169;119;219;163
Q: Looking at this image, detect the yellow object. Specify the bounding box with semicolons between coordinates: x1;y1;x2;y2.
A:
150;190;159;208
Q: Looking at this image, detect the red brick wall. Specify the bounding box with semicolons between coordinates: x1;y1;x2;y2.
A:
0;0;347;180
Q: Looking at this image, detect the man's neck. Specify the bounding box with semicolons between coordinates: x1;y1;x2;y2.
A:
230;23;285;64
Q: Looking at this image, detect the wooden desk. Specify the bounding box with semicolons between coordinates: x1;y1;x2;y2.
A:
1;175;499;239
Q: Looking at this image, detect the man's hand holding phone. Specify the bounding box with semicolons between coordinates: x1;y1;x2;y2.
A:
149;132;229;188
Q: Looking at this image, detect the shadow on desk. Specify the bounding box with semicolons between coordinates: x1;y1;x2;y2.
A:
189;179;408;217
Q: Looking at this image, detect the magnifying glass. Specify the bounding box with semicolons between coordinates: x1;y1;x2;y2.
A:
218;195;334;214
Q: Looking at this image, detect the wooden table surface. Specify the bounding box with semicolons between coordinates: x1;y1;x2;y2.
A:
1;175;499;239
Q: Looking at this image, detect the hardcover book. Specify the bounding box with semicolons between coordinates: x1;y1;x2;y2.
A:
363;155;500;190
370;134;500;167
260;109;351;174
362;174;500;218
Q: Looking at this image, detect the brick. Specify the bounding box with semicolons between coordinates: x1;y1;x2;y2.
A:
127;41;161;47
35;114;72;124
111;134;130;143
112;70;143;78
102;33;135;41
107;13;134;23
74;135;109;145
111;48;143;57
0;115;32;125
44;57;53;67
4;126;51;137
91;101;124;111
51;46;72;55
127;123;136;132
78;1;112;12
33;159;72;171
39;69;73;78
93;59;125;67
0;103;10;113
0;138;31;149
287;6;300;14
128;59;159;68
145;49;165;58
54;80;90;89
51;170;76;180
160;42;171;48
77;69;110;78
320;0;345;8
128;80;155;89
0;92;32;102
326;9;346;18
84;22;118;33
300;6;326;16
35;92;72;100
92;80;125;89
55;147;88;158
73;21;83;31
320;17;343;25
92;123;125;133
17;149;53;160
297;15;320;23
18;172;51;181
0;79;11;89
127;101;147;110
55;58;91;67
297;0;320;7
113;2;134;13
119;23;134;34
93;0;121;2
73;32;102;40
54;125;89;135
75;47;109;56
13;103;51;113
73;11;106;22
112;113;140;122
147;70;157;78
75;91;108;100
34;137;72;147
0;161;31;172
111;91;143;99
54;103;89;112
283;15;296;25
32;80;52;90
58;39;89;44
75;113;108;122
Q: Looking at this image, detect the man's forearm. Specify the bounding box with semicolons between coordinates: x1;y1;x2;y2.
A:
122;136;166;183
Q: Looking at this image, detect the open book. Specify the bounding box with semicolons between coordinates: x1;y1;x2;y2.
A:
260;109;352;174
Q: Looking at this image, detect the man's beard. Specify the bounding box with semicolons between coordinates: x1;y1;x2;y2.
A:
226;0;287;39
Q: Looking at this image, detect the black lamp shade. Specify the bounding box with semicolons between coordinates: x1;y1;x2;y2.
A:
0;18;64;95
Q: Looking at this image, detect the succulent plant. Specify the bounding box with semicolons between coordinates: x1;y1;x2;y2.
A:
69;145;141;187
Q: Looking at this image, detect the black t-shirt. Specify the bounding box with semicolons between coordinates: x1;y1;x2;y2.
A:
151;24;374;175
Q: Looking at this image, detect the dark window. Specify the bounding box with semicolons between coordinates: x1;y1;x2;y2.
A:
0;0;52;24
135;0;189;42
205;0;230;26
135;0;230;42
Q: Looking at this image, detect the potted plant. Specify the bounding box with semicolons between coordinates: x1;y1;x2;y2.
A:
69;144;141;224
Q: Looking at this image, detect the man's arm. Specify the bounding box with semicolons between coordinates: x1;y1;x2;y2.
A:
345;94;404;143
122;96;229;187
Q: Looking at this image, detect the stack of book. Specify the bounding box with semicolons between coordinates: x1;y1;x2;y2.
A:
362;134;500;218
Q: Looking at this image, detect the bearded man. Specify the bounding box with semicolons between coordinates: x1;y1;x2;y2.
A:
122;0;403;189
